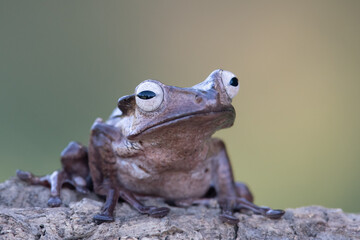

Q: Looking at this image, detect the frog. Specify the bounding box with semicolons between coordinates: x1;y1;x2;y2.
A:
16;69;285;225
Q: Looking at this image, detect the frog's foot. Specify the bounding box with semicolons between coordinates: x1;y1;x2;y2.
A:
16;170;49;186
16;169;63;207
217;196;284;225
16;141;90;208
137;206;170;218
93;213;114;223
217;197;240;225
48;196;62;207
219;210;240;225
93;187;170;223
234;197;285;219
93;188;119;224
16;169;65;207
119;190;170;218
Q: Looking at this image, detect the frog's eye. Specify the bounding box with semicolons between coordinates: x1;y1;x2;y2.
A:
221;71;239;99
135;81;164;111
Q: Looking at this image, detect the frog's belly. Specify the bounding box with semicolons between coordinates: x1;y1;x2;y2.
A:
116;161;212;199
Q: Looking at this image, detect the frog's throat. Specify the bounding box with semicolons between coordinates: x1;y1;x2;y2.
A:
128;107;235;139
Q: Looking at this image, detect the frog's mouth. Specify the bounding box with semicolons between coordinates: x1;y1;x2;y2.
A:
128;107;235;139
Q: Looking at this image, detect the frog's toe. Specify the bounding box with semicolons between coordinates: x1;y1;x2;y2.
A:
93;213;115;224
16;170;32;181
265;209;285;219
48;196;62;207
148;207;170;218
219;213;239;225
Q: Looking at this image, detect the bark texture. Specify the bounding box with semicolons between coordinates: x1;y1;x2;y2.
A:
0;177;359;240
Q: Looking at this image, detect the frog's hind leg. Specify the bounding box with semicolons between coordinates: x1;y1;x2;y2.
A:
59;141;90;193
17;141;90;207
233;197;285;219
209;138;285;225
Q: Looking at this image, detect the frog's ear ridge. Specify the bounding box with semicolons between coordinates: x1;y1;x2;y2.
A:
118;94;135;115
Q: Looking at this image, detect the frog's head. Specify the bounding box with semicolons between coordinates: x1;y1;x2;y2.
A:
118;69;239;140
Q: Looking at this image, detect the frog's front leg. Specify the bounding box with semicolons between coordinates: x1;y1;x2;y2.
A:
17;141;89;207
89;119;170;223
209;138;285;225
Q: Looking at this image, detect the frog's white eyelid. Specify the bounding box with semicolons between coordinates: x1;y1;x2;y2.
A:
135;81;164;112
221;71;239;99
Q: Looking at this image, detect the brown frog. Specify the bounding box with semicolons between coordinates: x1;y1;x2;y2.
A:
17;69;284;225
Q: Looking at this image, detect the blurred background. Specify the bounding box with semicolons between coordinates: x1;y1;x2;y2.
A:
1;1;359;212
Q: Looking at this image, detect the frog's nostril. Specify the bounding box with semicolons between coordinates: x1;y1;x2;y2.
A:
195;94;203;104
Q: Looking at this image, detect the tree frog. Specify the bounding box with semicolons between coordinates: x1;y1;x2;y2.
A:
17;69;284;225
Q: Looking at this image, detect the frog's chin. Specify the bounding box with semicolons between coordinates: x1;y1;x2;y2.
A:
128;108;235;140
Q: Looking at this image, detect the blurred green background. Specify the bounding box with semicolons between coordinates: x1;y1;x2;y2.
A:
1;1;359;212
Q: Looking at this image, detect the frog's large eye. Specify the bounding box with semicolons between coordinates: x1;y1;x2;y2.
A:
221;71;239;99
135;81;164;111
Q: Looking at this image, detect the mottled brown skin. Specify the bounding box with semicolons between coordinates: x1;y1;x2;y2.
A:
17;69;284;225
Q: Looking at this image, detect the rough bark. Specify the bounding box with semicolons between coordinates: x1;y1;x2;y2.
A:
0;177;359;240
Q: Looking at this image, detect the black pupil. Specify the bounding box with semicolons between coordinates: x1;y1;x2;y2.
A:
229;77;238;87
137;90;156;100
